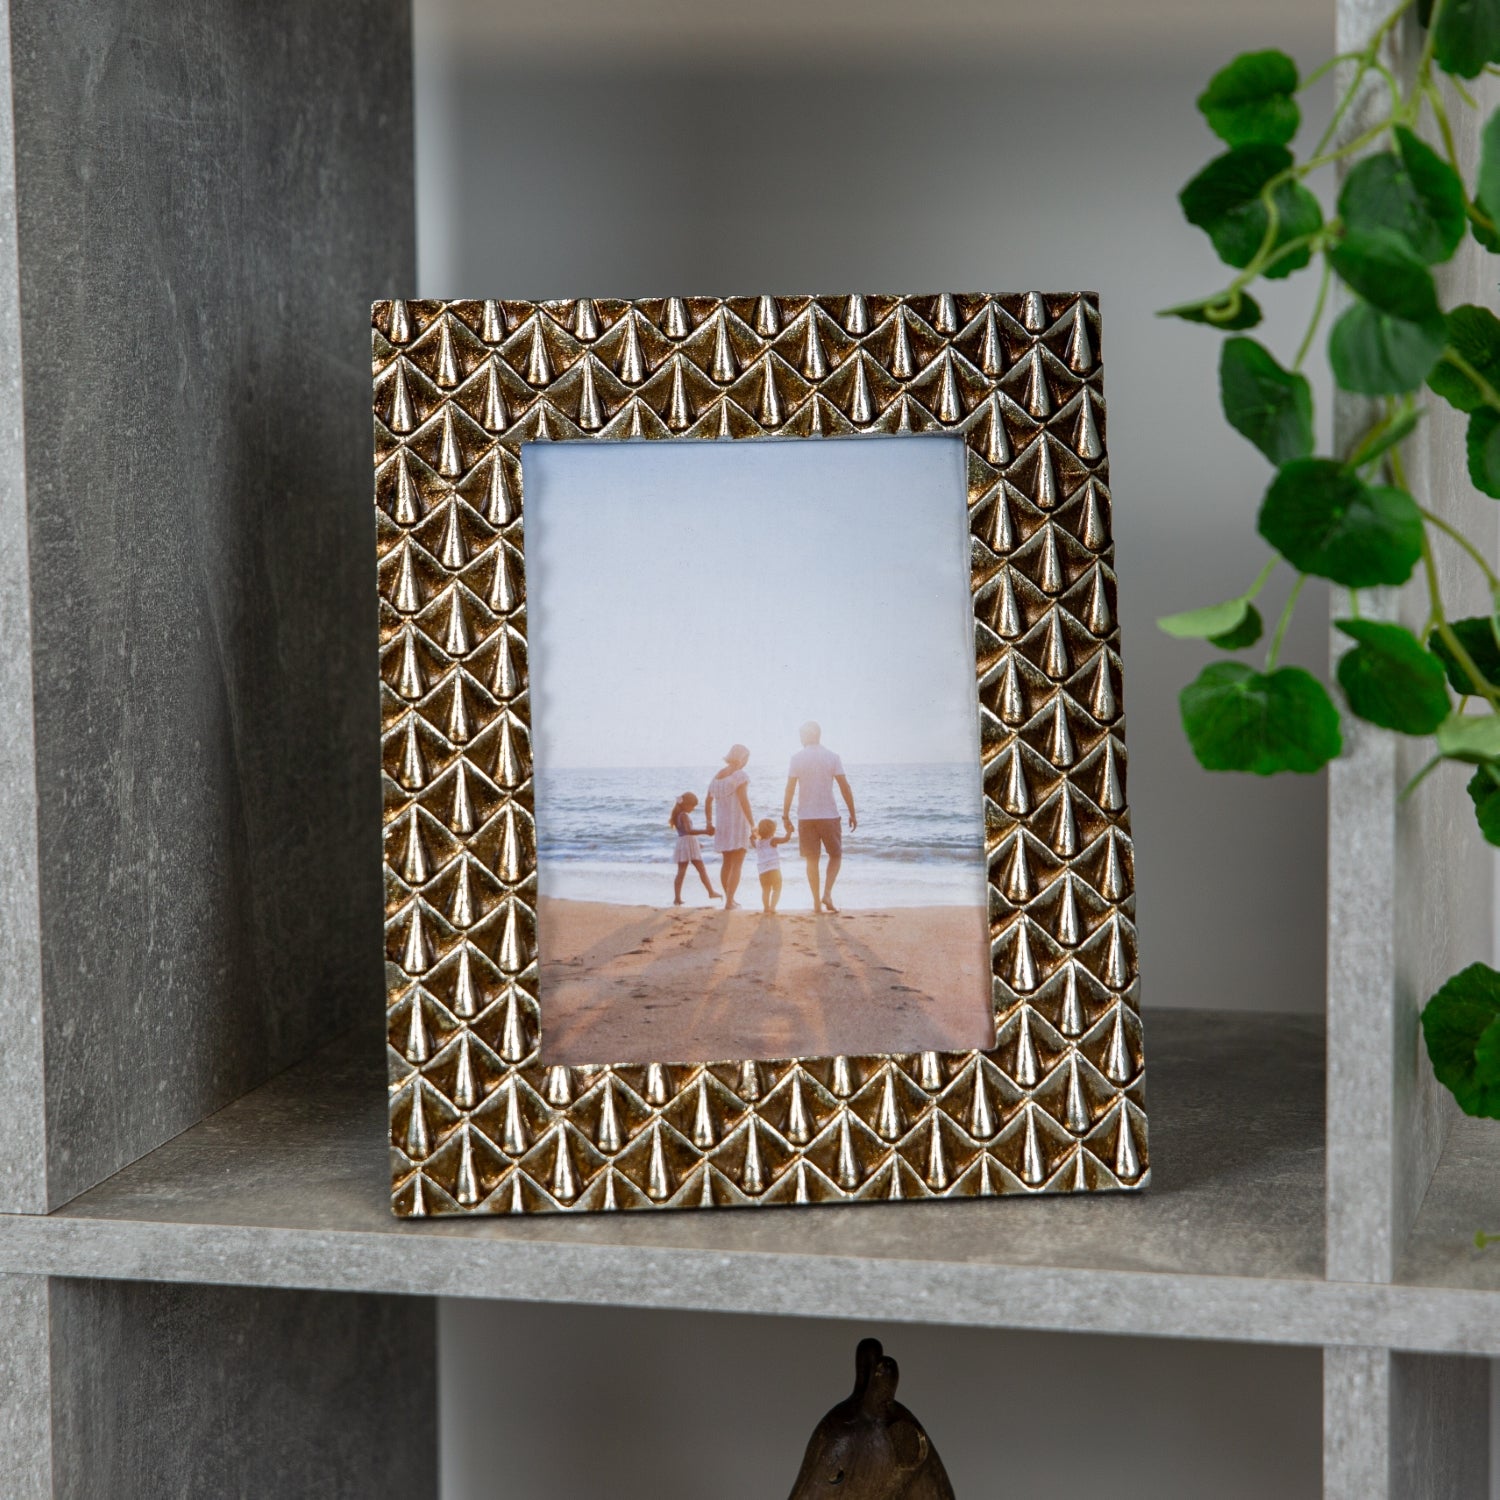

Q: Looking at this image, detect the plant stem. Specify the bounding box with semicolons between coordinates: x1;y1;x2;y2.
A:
1247;556;1278;600
1419;529;1500;706
1420;506;1500;589
1265;575;1305;671
1439;349;1500;414
1400;753;1444;800
1295;260;1334;371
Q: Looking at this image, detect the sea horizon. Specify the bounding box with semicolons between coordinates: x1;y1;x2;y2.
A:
534;762;988;909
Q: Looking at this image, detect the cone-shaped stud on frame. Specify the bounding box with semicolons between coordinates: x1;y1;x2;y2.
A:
443;591;471;657
401;811;430;884
831;1056;854;1098
1065;1054;1091;1133
480;300;503;343
1021;291;1046;331
1010;921;1038;993
551;1126;579;1202
934;292;959;333
692;1074;718;1149
393;450;422;524
1081;481;1109;550
436;316;460;388
1103;1002;1132;1084
667;356;691;431
1002;834;1032;902
390;361;416;434
994;569;1022;637
578;358;604;430
742;1118;766;1193
453;1033;477;1108
755;294;780;336
438;407;463;479
758;358;783;428
926;1116;949;1190
891;311;915;379
1090;653;1118;722
499;987;528;1062
575;297;600;342
970;1067;996;1139
405;996;430;1063
448;856;475;928
787;1072;813;1144
845;294;869;336
1067;300;1094;372
1060;963;1085;1036
1038;524;1063;594
647;1122;673;1200
1075;388;1103;460
489;546;518;614
1102;829;1128;902
1021;1105;1045;1184
525;320;552;385
1034;435;1058;509
503;1078;529;1155
389;299;413;345
449;761;476;835
645;1062;671;1105
738;1059;765;1102
596;1080;623;1153
396;630;425;701
394;541;423;614
1041;609;1070;680
1084;566;1112;635
1057;872;1081;946
875;1069;904;1141
497;804;523;883
918;1052;942;1091
1023;346;1050;419
835;1114;861;1189
439;507;468;574
485;452;514;526
982;393;1011;465
1050;783;1078;858
996;654;1025;726
1002;745;1031;816
979;305;1004;376
990;487;1015;551
544;1065;573;1107
1114;1104;1140;1180
1104;913;1131;988
850;354;874;425
663;296;690;339
1014;1003;1040;1084
1049;697;1075;767
498;898;524;973
400;717;427;792
935;351;962;423
710;311;738;383
802;310;828;381
405;1080;429;1158
453;945;480;1019
1099;737;1125;810
619;313;646;385
456;1127;480;1206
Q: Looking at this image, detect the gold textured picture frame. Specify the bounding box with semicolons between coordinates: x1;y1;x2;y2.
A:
372;292;1147;1216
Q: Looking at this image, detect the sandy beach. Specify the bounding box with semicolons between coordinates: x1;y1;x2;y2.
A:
537;897;994;1066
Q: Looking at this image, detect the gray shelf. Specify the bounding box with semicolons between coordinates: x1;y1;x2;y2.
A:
2;1008;1494;1355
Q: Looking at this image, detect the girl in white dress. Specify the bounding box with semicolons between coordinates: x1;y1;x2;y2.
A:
667;792;719;905
705;743;755;910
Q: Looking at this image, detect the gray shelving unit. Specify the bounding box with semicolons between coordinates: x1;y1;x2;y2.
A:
0;0;1497;1495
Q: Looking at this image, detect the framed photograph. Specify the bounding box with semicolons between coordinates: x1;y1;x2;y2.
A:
372;293;1146;1216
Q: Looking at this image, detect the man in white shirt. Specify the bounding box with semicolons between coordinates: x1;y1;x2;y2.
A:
782;721;857;913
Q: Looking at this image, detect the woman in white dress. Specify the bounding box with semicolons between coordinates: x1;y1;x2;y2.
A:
705;743;755;910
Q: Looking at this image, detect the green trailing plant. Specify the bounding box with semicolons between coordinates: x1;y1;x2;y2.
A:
1161;0;1500;1136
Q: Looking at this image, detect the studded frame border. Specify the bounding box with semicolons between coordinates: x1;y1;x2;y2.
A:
373;293;1146;1216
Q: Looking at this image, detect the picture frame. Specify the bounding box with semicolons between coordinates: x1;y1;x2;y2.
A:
372;292;1146;1216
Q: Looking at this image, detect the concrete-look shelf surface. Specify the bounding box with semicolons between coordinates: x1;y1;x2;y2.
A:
1400;1111;1500;1291
1;1008;1496;1354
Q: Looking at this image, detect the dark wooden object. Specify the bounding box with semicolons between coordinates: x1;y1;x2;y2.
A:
787;1338;956;1499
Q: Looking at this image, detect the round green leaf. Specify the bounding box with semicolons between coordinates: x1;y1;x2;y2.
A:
1337;129;1466;264
1478;104;1500;229
1159;596;1253;640
1210;602;1264;650
1471;200;1500;252
1467;764;1500;845
1257;460;1423;586
1429;304;1500;413
1197;50;1300;148
1421;963;1500;1120
1328;298;1447;395
1334;619;1451;733
1163;291;1264;330
1180;146;1321;277
1436;711;1500;762
1180;661;1342;775
1468;408;1500;498
1328;229;1441;321
1219;336;1314;465
1432;0;1500;80
1428;616;1500;694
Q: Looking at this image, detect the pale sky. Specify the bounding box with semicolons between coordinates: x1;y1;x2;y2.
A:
523;436;981;770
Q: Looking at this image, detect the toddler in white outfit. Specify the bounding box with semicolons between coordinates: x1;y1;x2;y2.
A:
751;817;794;914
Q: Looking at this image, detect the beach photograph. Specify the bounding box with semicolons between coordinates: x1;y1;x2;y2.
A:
524;437;993;1066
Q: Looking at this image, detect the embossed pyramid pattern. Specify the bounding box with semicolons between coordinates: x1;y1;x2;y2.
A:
372;293;1146;1216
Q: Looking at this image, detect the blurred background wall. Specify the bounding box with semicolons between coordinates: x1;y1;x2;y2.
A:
414;2;1342;1494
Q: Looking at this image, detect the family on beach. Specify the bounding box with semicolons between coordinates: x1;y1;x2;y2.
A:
667;722;859;915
